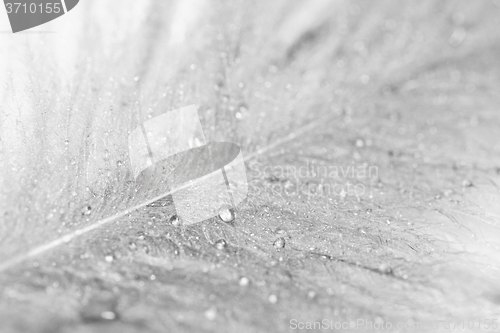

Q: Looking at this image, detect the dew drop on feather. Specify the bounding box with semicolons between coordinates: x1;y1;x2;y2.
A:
214;239;228;250
218;205;235;223
169;215;182;227
274;227;287;235
204;307;217;321
268;294;278;304
239;276;250;286
462;179;473;187
273;237;286;249
81;205;92;215
100;311;117;321
378;263;393;274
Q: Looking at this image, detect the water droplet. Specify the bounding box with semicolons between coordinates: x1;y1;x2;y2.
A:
238;103;248;112
214;239;227;250
169;215;182;227
204;307;217;321
147;227;160;237
355;139;364;148
81;299;118;322
273;237;286;249
104;255;114;263
274;227;287;236
378;263;392;274
308;291;316;298
268;294;278;304
100;311;117;321
218;205;235;223
239;276;250;286
81;205;92;215
462;179;473;187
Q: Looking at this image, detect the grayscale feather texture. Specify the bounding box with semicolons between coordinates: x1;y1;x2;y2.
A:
0;0;500;331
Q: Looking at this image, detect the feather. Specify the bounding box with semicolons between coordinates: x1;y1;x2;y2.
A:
1;0;500;331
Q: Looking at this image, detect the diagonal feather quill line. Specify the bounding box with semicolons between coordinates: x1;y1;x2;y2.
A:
0;113;332;272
